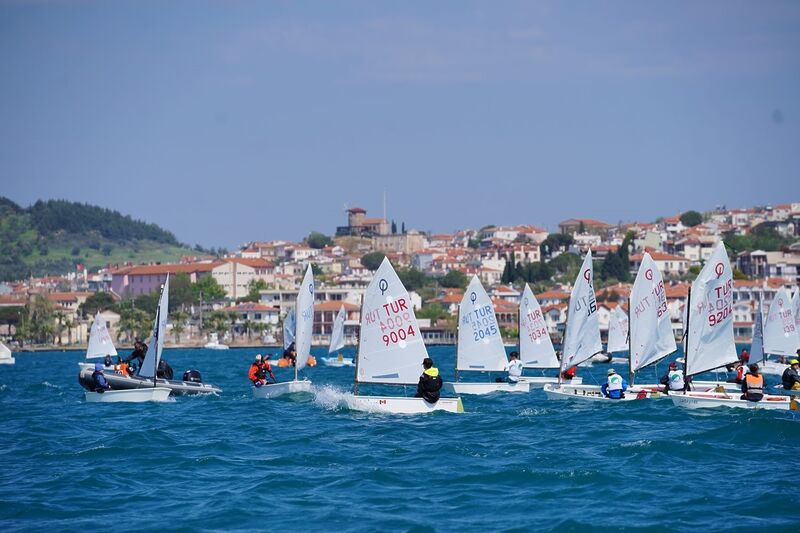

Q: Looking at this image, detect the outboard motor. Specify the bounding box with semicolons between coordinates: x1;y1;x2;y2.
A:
183;369;203;383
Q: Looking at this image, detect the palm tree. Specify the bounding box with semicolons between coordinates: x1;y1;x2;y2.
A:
170;311;189;344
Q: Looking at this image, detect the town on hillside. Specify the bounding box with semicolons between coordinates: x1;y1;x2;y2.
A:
1;203;799;350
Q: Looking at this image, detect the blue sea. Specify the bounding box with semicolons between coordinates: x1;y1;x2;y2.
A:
2;345;799;532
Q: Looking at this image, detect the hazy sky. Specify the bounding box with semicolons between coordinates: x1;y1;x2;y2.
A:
1;1;798;249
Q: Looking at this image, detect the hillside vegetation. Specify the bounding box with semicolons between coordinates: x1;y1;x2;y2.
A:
0;197;200;282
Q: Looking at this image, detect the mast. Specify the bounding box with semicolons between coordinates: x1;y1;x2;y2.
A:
353;294;364;395
682;285;691;391
627;298;633;386
454;307;460;383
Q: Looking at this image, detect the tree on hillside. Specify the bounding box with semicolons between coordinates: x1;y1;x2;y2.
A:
306;231;333;249
169;272;195;311
540;234;574;257
361;252;386;271
391;220;397;234
440;270;468;289
397;267;429;291
239;278;268;303
548;252;582;277
680;211;703;227
416;303;448;321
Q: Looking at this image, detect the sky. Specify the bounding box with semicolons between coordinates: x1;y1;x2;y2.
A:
1;0;799;249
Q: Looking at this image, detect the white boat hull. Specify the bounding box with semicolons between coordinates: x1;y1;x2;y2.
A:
670;391;797;410
442;381;530;395
320;357;355;367
518;376;582;387
0;358;14;365
252;379;312;398
543;383;660;401
631;381;741;393
348;395;464;414
204;344;229;350
85;387;171;403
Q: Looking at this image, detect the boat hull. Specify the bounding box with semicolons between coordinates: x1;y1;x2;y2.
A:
320;357;355;367
85;387;171;403
442;381;530;395
670;391;797;410
0;358;14;365
518;376;582;388
543;383;660;401
348;395;464;414
78;367;222;395
252;380;312;398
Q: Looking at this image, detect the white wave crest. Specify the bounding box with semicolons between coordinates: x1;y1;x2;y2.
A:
620;439;652;448
313;384;357;411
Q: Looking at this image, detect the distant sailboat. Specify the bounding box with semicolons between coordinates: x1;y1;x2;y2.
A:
0;341;14;365
321;305;354;367
606;305;629;355
86;311;118;360
443;275;530;394
349;258;463;414
254;265;315;398
517;284;578;387
759;287;799;375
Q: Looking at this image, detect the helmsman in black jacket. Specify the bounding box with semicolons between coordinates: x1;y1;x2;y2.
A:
415;357;443;403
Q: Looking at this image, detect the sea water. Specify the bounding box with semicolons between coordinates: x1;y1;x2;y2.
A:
1;346;799;532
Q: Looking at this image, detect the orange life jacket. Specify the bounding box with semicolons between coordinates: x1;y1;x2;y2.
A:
116;363;130;376
248;363;260;381
745;373;763;393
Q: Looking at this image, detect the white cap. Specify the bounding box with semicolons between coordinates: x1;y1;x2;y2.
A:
255;354;262;361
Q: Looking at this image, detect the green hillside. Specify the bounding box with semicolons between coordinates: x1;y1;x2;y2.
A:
0;197;203;282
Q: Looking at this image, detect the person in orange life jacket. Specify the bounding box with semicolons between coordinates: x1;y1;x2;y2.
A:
115;356;131;377
741;364;765;402
260;354;276;383
248;354;268;387
415;357;443;403
561;365;578;380
91;362;111;393
601;368;628;399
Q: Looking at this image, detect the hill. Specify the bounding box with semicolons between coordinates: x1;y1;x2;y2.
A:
0;197;203;282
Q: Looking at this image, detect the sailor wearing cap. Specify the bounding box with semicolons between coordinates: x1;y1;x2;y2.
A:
601;368;628;399
659;361;685;393
781;359;800;391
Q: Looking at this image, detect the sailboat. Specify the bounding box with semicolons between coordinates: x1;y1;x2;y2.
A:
442;275;530;394
670;242;796;410
79;277;222;395
544;250;615;400
253;264;315;398
0;341;14;365
84;280;171;403
283;308;296;350
605;305;629;363
321;305;354;367
349;257;463;414
77;311;119;374
758;287;799;375
515;284;579;387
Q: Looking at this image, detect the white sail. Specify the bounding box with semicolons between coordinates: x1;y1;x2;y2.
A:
630;253;676;372
606;306;629;354
519;284;559;368
793;289;800;332
750;304;764;362
456;275;507;371
283;308;296;350
85;311;118;359
139;276;169;379
685;242;737;376
561;250;602;369
763;287;799;356
329;305;346;354
294;265;315;371
0;341;12;361
356;257;429;385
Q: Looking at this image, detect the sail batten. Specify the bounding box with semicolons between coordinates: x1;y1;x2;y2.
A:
519;284;559;368
456;276;507;372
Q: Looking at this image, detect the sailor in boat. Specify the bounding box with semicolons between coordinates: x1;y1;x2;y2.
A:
114;356;131;376
727;361;748;385
659;361;685;394
248;354;275;387
122;339;147;371
90;363;112;393
157;359;174;380
103;354;113;368
601;368;628;399
415;357;443;404
561;365;578;380
502;351;523;383
741;364;765;402
781;359;800;391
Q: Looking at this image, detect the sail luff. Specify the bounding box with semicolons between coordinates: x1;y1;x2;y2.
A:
561;250;603;369
294;265;315;371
